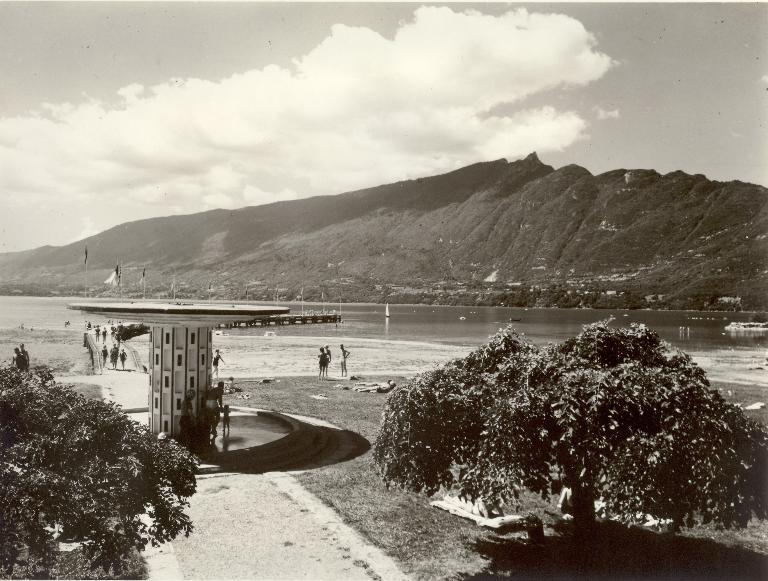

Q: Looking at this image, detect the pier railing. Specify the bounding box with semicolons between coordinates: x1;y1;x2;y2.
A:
219;313;342;329
83;332;104;374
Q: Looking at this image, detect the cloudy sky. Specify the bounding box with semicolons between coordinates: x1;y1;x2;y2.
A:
0;2;765;253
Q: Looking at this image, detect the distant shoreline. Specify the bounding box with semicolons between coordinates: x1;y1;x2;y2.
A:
0;293;763;315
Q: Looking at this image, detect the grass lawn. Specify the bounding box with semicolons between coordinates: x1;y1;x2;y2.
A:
711;380;768;425
227;375;768;580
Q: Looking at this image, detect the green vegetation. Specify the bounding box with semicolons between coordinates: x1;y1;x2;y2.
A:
0;366;198;578
114;323;149;343
375;323;768;535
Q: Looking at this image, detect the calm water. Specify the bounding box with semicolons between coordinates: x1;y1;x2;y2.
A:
1;296;765;382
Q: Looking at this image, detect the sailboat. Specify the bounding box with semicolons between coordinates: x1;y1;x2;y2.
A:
385;303;390;318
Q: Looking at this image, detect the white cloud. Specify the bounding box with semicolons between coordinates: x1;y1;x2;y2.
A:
761;74;768;84
595;106;620;120
0;6;614;247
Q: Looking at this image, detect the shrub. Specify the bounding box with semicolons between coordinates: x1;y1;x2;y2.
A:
0;366;197;575
374;322;768;534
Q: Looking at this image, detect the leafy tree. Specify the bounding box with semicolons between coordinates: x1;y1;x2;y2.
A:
374;322;768;534
0;366;197;576
114;323;150;342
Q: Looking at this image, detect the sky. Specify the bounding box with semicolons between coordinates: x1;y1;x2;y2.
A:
0;2;765;253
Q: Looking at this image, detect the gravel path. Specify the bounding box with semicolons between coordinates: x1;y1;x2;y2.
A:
168;472;408;580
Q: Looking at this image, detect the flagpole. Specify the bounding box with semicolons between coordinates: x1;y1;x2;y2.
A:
301;286;304;316
84;247;88;298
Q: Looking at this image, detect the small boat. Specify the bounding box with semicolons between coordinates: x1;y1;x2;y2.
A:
459;316;466;321
385;303;390;318
725;322;768;332
264;331;277;338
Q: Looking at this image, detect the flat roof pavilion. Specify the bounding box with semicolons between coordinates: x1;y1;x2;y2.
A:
68;301;294;438
68;301;290;324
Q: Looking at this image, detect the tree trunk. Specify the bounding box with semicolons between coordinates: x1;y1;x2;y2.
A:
570;485;596;533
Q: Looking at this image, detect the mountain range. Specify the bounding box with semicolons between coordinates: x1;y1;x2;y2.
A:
1;153;766;311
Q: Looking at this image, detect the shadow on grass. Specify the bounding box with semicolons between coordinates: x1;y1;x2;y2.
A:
467;520;768;581
201;424;371;475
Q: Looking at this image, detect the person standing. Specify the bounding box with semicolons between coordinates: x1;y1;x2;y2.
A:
110;345;119;370
209;407;220;443
340;344;350;377
119;349;128;370
19;344;29;371
222;405;231;436
318;347;329;380
102;328;107;342
212;349;224;380
101;344;108;370
12;347;23;370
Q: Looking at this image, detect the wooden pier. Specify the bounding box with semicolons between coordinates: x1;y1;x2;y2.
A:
219;313;342;329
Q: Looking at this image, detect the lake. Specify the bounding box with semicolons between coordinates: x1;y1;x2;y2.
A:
0;296;765;385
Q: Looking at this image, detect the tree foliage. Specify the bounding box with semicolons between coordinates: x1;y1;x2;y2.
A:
114;323;150;343
374;322;768;532
0;366;198;575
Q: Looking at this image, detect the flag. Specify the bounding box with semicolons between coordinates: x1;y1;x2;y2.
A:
141;267;146;281
84;246;88;265
104;264;119;286
117;264;121;286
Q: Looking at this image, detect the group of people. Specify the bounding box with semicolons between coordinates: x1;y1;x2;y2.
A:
87;320;123;344
176;381;232;450
11;343;30;371
100;343;128;371
318;343;350;380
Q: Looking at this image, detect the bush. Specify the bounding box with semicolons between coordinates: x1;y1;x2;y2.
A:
374;322;768;534
0;366;198;576
114;323;149;343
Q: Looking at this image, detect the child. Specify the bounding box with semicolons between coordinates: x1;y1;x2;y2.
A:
318;347;329;380
213;349;224;379
222;405;231;436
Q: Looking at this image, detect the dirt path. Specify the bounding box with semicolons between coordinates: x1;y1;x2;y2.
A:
168;472;407;580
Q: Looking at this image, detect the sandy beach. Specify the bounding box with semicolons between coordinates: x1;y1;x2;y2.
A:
2;325;766;393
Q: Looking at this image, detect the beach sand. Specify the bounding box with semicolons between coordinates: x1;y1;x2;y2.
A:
1;327;765;406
